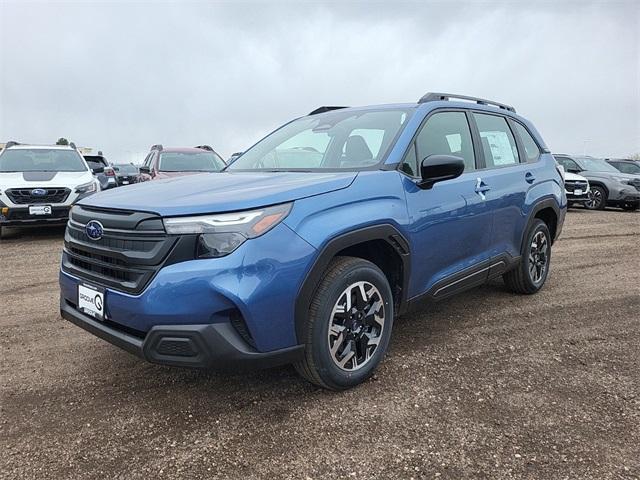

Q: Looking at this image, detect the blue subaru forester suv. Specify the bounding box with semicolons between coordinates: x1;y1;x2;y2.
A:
60;93;566;390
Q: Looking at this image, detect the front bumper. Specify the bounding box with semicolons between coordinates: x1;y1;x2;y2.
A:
0;205;71;226
60;297;304;369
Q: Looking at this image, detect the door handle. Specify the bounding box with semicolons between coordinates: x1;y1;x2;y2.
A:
475;177;491;200
525;172;535;184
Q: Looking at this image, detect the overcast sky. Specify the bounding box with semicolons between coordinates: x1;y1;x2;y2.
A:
1;1;638;163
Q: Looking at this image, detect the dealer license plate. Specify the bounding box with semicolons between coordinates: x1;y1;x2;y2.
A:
29;205;52;215
78;284;105;320
574;189;582;196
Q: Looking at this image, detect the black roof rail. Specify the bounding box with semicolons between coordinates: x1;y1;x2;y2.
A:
5;140;20;148
195;145;213;152
308;106;349;115
418;92;516;113
150;144;163;151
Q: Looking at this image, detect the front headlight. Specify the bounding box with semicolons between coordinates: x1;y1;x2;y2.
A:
75;181;97;194
163;203;293;258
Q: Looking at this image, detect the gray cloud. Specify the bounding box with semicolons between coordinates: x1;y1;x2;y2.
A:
1;0;638;162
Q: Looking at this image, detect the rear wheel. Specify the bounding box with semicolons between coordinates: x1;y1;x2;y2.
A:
503;219;551;294
295;256;393;390
585;186;606;210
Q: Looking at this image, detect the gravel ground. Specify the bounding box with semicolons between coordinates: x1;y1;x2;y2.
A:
1;209;639;479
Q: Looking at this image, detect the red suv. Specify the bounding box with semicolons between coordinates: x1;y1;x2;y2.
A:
139;145;225;181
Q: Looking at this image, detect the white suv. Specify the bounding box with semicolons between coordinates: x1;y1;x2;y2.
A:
0;142;100;237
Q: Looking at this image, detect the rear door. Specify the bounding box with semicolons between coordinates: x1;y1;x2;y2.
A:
401;110;494;298
471;112;545;259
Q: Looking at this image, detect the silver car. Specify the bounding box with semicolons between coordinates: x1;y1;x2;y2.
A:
554;155;640;211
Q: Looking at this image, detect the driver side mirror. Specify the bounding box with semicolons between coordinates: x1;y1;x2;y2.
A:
567;168;581;174
418;154;465;189
139;165;151;175
92;166;105;174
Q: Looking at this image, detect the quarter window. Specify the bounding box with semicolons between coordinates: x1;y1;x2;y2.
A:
412;112;476;174
474;113;519;167
513;122;540;162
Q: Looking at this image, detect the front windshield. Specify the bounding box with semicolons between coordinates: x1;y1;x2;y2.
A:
228;108;412;171
0;149;88;172
114;164;138;174
577;157;620;173
159;152;225;172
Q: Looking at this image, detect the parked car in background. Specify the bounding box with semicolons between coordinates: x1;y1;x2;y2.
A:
554;155;640;211
113;163;140;186
563;171;590;207
606;158;640;176
60;93;566;390
139;145;225;181
83;151;117;190
0;141;100;237
228;152;243;163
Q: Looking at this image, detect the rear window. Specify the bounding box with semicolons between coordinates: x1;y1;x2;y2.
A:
0;149;88;172
159;152;225;172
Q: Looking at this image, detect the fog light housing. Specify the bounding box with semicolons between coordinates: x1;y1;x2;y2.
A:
197;232;246;258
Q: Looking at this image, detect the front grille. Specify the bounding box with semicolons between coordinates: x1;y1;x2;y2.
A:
6;188;70;204
61;205;183;294
565;180;589;193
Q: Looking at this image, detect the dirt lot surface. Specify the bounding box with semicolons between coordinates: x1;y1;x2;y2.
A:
1;209;639;479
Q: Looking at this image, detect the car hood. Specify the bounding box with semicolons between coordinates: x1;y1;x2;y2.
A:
0;170;94;188
581;170;640;181
564;172;588;182
79;171;358;216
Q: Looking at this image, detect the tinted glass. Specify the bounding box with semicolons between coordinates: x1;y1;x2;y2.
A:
114;164;138;174
610;162;640;174
575;157;619;173
228;109;411;171
159;152;225;172
554;156;580;171
0;149;87;172
513;122;540;162
413;111;475;173
400;143;418;177
474;113;520;167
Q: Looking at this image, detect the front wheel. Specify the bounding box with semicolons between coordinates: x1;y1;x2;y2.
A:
503;219;551;294
295;256;394;390
585;186;606;210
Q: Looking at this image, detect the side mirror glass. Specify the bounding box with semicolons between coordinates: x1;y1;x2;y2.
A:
419;154;465;189
139;166;151;174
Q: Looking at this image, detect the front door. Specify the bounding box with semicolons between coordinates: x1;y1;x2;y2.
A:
401;110;494;298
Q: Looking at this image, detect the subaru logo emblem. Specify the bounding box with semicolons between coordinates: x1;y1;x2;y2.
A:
32;188;47;196
85;220;104;241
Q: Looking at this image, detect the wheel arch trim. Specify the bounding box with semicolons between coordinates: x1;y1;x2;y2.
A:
294;224;411;343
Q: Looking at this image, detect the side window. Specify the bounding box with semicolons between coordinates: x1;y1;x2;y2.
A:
142;153;152;168
413;112;476;173
474;113;520;167
555;156;580;172
513;122;540;163
400;143;418;177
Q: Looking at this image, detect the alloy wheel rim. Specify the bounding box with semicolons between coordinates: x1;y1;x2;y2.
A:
529;231;549;284
586;189;602;209
327;281;385;371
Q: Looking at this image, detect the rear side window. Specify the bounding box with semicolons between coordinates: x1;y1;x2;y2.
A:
474;113;519;167
513;122;540;162
413;112;476;173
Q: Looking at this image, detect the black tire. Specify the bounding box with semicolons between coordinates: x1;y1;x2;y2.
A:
621;202;639;211
503;219;551;294
585;186;606;210
295;256;394;390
